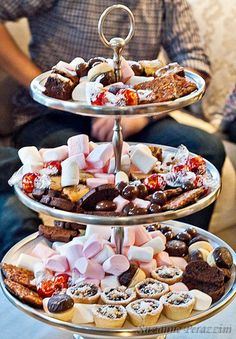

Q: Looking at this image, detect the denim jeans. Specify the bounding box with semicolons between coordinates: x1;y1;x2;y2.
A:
0;111;226;259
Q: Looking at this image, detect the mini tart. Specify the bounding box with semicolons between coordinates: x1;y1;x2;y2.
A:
67;282;100;304
126;298;163;326
160;291;195;320
135;278;169;299
151;266;183;284
93;305;127;328
101;286;136;306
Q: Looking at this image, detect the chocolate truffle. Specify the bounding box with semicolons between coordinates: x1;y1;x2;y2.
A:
165;240;188;257
48;294;74;313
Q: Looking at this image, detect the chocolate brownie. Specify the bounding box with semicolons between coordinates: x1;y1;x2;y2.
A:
54;220;86;231
38;224;78;242
44;72;79;100
182;261;225;302
49;197;74;211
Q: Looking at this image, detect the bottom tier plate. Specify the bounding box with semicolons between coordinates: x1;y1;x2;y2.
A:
1;220;235;338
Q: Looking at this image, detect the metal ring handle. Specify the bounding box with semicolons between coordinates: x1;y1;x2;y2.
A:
98;4;135;47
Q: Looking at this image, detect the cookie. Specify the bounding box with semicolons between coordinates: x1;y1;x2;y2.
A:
1;263;35;290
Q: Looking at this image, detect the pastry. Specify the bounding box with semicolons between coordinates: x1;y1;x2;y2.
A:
44;72;79;100
207;247;233;269
67;282;100;304
101;286;136;306
118;263;146;288
4;278;43;308
135;278;169;299
38;224;78;242
151;266;183;285
165;240;188;257
160;291;195;320
93;305;127;328
126;298;163;326
182;260;225;302
1;263;35;290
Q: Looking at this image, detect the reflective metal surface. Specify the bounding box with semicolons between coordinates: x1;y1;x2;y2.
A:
30;70;205;118
14;144;221;226
1;221;235;338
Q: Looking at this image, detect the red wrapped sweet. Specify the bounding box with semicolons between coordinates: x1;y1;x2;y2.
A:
143;174;166;192
43;161;62;175
22;173;40;193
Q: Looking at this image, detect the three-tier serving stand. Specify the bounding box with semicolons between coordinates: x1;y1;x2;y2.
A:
1;5;235;339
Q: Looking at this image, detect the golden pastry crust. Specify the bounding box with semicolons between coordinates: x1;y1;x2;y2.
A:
101;286;136;306
135;278;169;299
93;305;127;328
67;282;100;304
151;266;183;285
160;291;195;320
126;298;163;326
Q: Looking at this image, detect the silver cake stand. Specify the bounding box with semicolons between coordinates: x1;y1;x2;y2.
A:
1;221;236;339
2;4;231;339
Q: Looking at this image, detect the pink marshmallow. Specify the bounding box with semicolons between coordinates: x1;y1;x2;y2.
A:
86;177;109;188
169;282;189;292
94;173;115;184
86;167;104;174
122;141;130;155
103;255;130;276
75;257;105;280
75;277;100;286
31;243;56;260
134;226;152;246
86;143;113;168
44;255;69;273
122;247;130;257
93;244;115;264
41;145;68;162
89;141;97;152
170;257;188;271
68;153;87;170
139;259;157;277
111;227;135;247
155;251;173;267
121;56;135;83
71;268;81;285
82;234;104;259
133;198;151;209
60;243;84;270
150;230;167;245
67;134;89;156
113;195;130;213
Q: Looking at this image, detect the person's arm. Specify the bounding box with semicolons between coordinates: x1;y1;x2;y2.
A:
0;0;56;87
161;0;211;86
0;24;41;87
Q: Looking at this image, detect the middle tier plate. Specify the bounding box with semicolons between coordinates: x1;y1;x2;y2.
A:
14;144;221;226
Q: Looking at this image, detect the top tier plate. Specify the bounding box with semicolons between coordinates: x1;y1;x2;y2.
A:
30;70;205;118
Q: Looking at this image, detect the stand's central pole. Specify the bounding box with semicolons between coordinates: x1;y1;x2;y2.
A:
112;117;123;173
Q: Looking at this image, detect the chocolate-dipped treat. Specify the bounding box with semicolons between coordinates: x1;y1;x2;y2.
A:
189;235;209;246
219;268;232;282
122;185;139;200
155;62;185;78
116;181;127;194
79;184;119;211
166;240;188;257
122;202;135;215
165;231;175;242
76;62;89;77
87;62;115;86
151;191;167;206
87;57;107;69
128;60;144;76
207;247;233;269
96;200;117;212
137;183;149;199
186;227;198;238
47;294;74;313
128;207;148;216
188;249;204;262
148;203;162;214
44;71;79;100
160;225;172;234
145;223;162;232
175;231;192;244
54;220;85;231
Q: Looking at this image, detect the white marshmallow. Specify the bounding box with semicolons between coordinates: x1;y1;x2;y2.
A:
130;148;157;174
142;237;165;255
128;246;154;262
133;198;151;209
115;171;129;185
70;57;85;68
67;134;90;156
18;146;42;165
113;195;130;213
189;289;212;311
129;144;152;157
93;244;115;264
86;82;103;104
61;158;80;187
72;304;95;324
101;276;120;291
85;225;111;241
17;253;42;272
42;145;68;162
22;162;43;175
52;241;65;251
